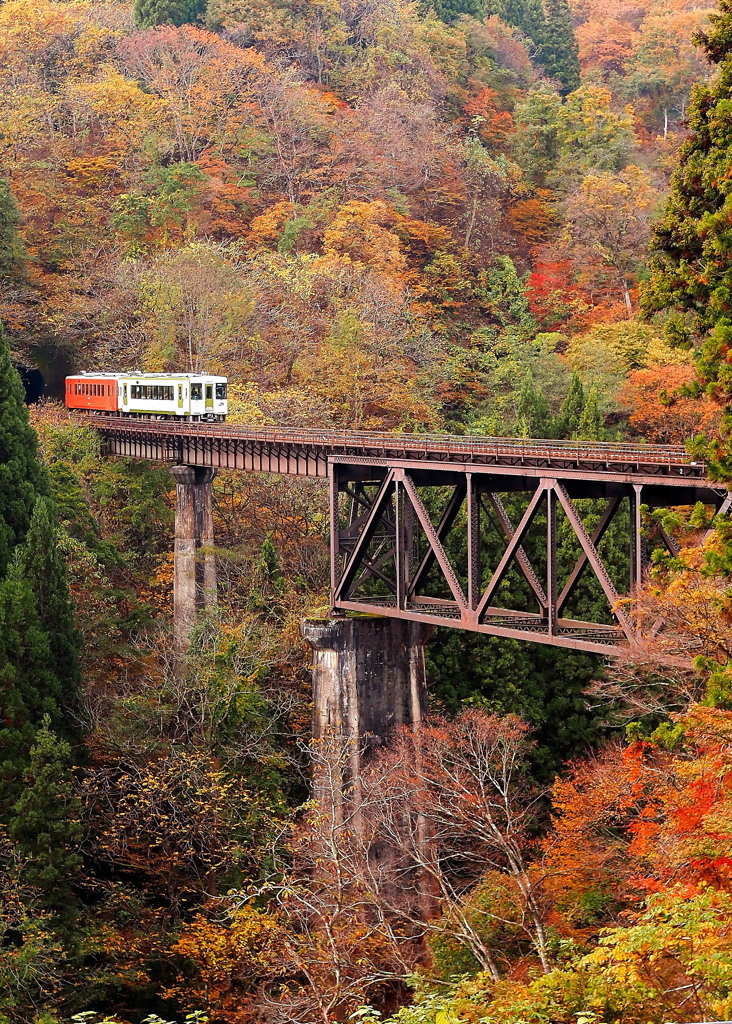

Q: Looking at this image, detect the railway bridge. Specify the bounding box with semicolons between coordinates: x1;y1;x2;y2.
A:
96;417;732;767
98;417;730;654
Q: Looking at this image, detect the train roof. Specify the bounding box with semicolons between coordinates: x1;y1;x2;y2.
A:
67;372;228;380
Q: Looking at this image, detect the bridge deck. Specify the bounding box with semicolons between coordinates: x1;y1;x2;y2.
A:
96;417;711;487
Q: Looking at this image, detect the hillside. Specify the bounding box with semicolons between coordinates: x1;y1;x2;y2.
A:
2;0;732;1021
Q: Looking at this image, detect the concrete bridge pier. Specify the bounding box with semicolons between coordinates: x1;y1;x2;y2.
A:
302;616;430;820
170;465;217;646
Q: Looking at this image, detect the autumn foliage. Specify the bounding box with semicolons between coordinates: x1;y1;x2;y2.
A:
3;0;732;1020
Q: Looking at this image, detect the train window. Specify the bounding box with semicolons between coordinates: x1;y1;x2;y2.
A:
191;383;202;400
215;383;227;400
130;383;174;401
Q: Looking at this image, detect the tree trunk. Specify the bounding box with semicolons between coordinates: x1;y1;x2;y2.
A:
622;278;633;315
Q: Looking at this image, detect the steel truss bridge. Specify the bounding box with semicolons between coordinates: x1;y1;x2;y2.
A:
97;417;732;656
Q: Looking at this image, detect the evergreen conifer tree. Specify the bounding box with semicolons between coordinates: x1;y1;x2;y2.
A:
538;0;580;94
0;321;48;577
258;533;284;588
0;559;60;813
516;371;551;437
8;720;82;927
502;0;546;48
134;0;207;27
19;497;80;710
642;0;732;460
0;178;23;283
249;534;285;616
0;326;79;812
575;386;603;440
556;371;585;437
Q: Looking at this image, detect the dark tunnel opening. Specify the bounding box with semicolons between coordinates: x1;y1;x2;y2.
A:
15;363;45;404
14;343;74;404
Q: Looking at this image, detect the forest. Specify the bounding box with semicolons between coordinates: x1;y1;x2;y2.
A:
3;0;732;1019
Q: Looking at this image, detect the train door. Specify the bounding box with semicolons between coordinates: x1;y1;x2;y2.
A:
178;383;184;412
123;383;127;407
205;384;213;410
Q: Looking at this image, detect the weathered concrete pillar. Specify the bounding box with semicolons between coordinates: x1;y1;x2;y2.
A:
302;616;430;816
170;465;217;646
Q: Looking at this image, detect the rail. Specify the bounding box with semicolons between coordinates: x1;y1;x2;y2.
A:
93;416;701;472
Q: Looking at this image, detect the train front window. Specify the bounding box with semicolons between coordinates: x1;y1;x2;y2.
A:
191;383;202;401
215;383;227;400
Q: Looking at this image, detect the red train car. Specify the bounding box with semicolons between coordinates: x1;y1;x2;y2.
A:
65;375;119;413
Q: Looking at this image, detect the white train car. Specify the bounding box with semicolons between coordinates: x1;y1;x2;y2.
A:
65;372;229;421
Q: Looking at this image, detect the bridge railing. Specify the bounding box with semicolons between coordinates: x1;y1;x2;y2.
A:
94;416;699;470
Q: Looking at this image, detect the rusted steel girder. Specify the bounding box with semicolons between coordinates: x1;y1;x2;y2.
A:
328;463;732;656
92;417;732;655
96;417;716;488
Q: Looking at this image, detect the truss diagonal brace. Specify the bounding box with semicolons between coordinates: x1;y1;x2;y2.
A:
557;496;621;615
407;480;467;598
399;471;468;610
484;492;548;611
704;491;732;541
351;545;398;594
343;485;372;511
658;524;680;557
554;483;635;639
476;484;547;620
334;470;395;602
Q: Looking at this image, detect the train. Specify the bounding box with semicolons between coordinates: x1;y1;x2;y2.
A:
65;372;228;421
